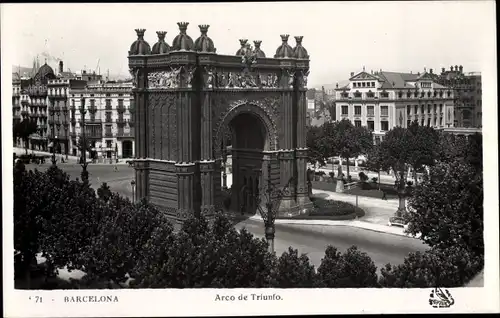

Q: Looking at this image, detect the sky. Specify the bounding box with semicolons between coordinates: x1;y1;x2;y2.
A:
1;1;496;88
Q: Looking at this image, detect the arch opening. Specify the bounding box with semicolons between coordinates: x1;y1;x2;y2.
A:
220;111;269;215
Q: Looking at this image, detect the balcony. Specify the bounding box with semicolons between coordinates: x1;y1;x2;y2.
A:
117;106;125;113
105;104;112;111
104;131;114;137
21;110;29;116
81;118;102;124
88;106;98;113
105;117;113;123
116;117;127;125
116;130;134;138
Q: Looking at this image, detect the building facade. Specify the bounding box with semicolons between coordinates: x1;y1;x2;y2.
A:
12;72;21;126
70;81;135;160
335;69;456;144
436;65;482;128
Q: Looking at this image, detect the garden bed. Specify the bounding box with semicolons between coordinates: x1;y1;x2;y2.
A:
284;197;365;221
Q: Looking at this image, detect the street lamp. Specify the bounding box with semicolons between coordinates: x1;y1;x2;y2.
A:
131;180;136;203
253;156;292;254
80;98;89;182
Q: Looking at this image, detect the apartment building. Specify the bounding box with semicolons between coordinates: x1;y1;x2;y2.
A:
70;81;135;160
12;72;22;126
436;65;482;128
334;68;456;144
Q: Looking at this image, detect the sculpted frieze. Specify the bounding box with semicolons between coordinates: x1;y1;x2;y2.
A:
182;66;196;88
148;67;182;89
215;70;279;89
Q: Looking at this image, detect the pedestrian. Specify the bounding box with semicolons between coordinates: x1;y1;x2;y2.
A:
114;164;118;172
381;189;387;200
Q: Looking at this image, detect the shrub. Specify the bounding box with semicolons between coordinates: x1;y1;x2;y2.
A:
371;177;378;183
328;172;335;179
270;247;316;288
406;181;413;187
379;246;483;288
316;246;379;288
358;172;369;182
314;170;326;176
97;182;112;202
310;198;355;216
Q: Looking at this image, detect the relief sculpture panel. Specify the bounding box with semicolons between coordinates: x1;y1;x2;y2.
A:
148;67;182;89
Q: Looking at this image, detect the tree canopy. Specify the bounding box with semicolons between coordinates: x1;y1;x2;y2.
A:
13;120;38;154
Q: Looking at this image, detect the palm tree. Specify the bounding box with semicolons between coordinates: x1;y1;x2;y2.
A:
13;120;38;155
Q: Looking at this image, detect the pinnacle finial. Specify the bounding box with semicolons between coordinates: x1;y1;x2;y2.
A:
253;40;262;47
177;22;189;32
280;34;290;42
239;39;248;46
294;36;303;44
135;29;146;38
156;31;167;40
198;24;210;34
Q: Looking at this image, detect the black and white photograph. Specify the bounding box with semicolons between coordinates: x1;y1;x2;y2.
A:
2;1;498;316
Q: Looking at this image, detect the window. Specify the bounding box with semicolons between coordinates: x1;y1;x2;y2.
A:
381;121;389;131
362;82;366;87
427;118;431;127
367;120;375;131
106;112;112;122
440;117;443;126
367;106;374;117
354;106;361;116
414;105;418;114
366;91;374;98
341;105;348;115
372;82;375;87
380;106;389;116
89;99;95;108
105;125;112;134
433;104;437;113
106;140;112;148
353;83;357;88
118;99;124;107
354;120;362;127
407;92;412;98
398;92;402;98
381;92;389;98
354;91;362;98
434;117;437;127
421;105;425;114
407;105;411;115
427;105;431;113
427;91;431;98
439;104;443;113
341;92;348;98
105;99;112;110
420;119;424;126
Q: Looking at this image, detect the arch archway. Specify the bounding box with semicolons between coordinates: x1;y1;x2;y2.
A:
222;111;268;215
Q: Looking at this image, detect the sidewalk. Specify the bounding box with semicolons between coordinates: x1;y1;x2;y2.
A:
248;214;419;239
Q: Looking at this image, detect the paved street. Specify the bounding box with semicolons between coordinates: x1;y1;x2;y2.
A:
235;218;427;272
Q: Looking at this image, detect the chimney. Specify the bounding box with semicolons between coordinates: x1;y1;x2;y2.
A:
430;68;433;74
442;67;445;73
454;65;458;72
59;61;63;74
350;72;354;77
459;65;463;73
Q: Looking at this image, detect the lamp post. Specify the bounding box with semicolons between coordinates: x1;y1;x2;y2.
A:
131;180;136;203
253;155;291;254
80;98;89;182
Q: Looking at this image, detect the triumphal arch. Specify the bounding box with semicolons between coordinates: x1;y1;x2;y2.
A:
128;22;312;223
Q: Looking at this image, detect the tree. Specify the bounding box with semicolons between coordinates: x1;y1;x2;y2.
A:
270;247;316;288
334;119;373;178
379;125;419;217
306;125;327;167
405;159;483;257
379;246;483;288
13;120;38;154
316;246;379;288
406;122;440;185
365;144;390;190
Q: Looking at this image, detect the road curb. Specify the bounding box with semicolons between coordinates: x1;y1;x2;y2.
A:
248;215;419;239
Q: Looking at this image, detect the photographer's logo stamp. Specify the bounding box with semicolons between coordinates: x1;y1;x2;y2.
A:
429;288;455;308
